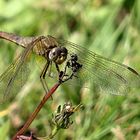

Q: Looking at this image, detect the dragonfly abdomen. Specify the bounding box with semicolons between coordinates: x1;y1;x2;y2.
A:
0;31;36;48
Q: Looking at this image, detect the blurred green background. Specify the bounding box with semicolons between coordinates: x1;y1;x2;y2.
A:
0;0;140;140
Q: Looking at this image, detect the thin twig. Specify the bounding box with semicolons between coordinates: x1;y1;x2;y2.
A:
12;82;60;140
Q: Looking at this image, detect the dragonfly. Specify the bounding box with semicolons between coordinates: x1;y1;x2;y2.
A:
0;31;140;103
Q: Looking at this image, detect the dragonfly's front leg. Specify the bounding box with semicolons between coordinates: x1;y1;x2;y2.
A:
55;63;60;74
55;63;70;80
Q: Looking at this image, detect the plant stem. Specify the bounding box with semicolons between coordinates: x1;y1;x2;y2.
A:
12;82;60;140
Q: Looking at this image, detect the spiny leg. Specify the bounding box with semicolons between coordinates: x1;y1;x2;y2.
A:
55;63;70;80
48;63;61;78
55;63;60;74
40;61;50;93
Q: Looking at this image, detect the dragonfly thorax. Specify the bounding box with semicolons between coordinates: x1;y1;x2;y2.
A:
48;47;68;64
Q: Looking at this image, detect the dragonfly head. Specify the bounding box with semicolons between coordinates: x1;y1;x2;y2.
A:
49;47;68;64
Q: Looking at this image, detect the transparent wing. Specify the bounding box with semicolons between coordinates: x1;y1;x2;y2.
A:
0;55;30;103
0;38;39;103
56;38;140;95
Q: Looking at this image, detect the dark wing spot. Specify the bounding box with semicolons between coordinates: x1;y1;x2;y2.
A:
127;66;139;75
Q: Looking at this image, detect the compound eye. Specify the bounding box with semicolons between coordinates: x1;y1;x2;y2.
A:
49;47;68;64
55;52;68;64
52;51;56;56
49;48;59;61
58;55;64;61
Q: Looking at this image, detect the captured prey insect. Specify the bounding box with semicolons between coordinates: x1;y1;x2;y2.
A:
0;31;140;102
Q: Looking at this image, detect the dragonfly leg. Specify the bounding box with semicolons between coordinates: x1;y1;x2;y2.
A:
55;63;61;77
55;64;60;73
40;62;50;93
47;61;53;77
47;63;60;78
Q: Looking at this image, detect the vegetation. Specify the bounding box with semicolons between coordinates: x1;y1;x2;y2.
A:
0;0;140;139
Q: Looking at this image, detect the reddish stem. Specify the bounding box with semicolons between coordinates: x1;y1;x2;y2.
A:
12;82;60;140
